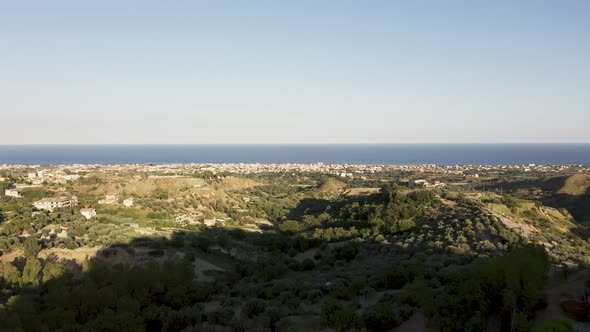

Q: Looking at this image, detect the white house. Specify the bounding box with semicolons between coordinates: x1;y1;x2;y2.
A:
123;197;134;207
4;189;23;198
80;208;97;220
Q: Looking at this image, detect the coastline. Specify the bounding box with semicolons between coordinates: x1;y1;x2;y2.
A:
0;144;589;166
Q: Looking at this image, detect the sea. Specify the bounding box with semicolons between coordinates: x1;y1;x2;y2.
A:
0;144;589;166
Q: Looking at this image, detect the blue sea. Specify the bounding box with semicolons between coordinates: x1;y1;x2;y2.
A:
0;144;589;165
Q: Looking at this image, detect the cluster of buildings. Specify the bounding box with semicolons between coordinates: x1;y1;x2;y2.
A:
29;195;98;221
414;179;446;188
32;196;98;220
27;169;80;184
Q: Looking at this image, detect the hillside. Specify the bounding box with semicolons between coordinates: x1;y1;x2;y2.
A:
558;174;590;196
1;166;590;331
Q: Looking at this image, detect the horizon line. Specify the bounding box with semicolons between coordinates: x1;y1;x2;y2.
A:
1;143;590;146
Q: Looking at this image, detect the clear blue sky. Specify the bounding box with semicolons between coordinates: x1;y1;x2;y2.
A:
1;1;588;144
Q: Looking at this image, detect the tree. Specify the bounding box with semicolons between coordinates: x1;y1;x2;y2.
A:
22;258;42;286
23;236;41;258
42;262;65;283
279;220;300;234
0;262;21;286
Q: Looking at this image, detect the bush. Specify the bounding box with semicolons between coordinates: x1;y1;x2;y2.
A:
242;299;266;319
363;301;414;332
279;220;300;234
321;298;362;331
148;249;165;257
372;265;413;290
301;258;315;270
208;308;234;326
332;242;360;262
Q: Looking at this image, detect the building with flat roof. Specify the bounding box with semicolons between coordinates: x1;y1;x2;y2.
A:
34;196;78;212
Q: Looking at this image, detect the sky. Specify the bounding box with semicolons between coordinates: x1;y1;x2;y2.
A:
1;0;589;144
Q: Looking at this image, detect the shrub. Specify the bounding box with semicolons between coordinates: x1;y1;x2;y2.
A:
363;301;414;332
242;299;266;319
321;298;362;331
279;220;300;234
148;249;165;257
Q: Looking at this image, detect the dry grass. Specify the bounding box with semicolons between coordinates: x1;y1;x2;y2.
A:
317;178;346;193
345;187;381;196
558;174;590;196
38;247;101;265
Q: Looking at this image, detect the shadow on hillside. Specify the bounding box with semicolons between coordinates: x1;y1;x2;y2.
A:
286;192;384;222
480;177;590;223
0;228;276;332
0;215;486;332
4;218;424;332
480;175;569;193
286;198;332;220
541;186;590;226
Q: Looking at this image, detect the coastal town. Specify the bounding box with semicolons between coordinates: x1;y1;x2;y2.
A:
1;162;586;179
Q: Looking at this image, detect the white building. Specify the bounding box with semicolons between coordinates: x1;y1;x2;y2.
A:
34;196;78;212
61;174;80;181
4;189;22;198
204;217;217;227
80;208;97;220
433;180;446;188
123;197;134;207
99;193;119;205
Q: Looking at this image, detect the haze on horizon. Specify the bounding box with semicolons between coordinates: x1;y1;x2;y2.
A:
1;1;589;144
